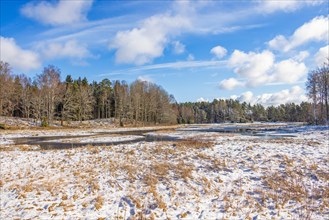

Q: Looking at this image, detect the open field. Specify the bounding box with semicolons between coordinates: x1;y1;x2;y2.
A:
1;123;328;219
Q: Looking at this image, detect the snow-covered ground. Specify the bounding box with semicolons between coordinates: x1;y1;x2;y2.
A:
0;125;328;219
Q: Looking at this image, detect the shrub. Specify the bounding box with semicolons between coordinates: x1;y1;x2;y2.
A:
0;123;6;129
41;117;48;127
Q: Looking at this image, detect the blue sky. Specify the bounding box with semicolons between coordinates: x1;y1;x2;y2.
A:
1;0;328;105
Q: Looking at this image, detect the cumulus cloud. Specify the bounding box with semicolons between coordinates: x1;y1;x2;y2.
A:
210;45;227;59
172;41;186;54
218;78;245;90
35;40;91;60
137;75;153;83
229;50;274;79
272;59;307;83
315;45;329;66
258;0;323;13
268;15;329;52
236;91;254;103
110;14;191;65
233;86;308;106
294;51;309;62
21;0;93;26
227;50;274;87
197;97;209;102
220;49;308;89
0;36;41;71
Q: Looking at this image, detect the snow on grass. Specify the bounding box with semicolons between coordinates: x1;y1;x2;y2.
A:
0;126;328;219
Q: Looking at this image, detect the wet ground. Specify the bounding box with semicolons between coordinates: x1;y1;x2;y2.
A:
13;129;179;150
10;123;315;150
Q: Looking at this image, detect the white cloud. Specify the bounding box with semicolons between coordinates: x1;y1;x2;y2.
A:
210;45;227;59
221;49;308;89
227;50;274;87
197;97;209;103
36;40;91;60
101;60;226;76
237;91;254;103
0;36;41;71
137;75;153;83
21;0;93;26
229;50;274;79
218;78;244;90
258;0;323;13
269;15;329;51
272;59;307;83
315;45;329;66
233;86;308;106
172;41;186;54
294;51;309;62
110;13;191;65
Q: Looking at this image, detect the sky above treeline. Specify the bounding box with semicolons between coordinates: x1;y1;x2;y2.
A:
0;0;328;105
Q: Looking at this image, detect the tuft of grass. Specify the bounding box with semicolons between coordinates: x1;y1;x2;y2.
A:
176;161;194;181
17;145;33;151
179;212;189;218
86;145;100;154
48;203;57;212
62;194;68;200
176;139;214;150
95;196;104;210
153;162;170;178
22;182;34;193
144;173;158;188
122;164;137;181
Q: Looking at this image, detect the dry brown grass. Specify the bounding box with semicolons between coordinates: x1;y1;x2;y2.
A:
0;146;11;151
22;182;34;193
176;161;194;181
179;212;189;218
0;144;40;151
62;194;68;200
95;195;104;210
91;181;100;193
17;145;33;151
143;173;158;188
128;195;142;209
48;203;57;212
261;167;327;218
122;164;137;181
86;145;100;154
175;139;214;150
152;162;170;178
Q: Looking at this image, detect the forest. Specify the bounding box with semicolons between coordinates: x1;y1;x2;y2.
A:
0;60;328;126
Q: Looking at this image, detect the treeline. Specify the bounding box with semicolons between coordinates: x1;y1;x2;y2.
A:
176;100;313;124
176;61;328;125
1;61;328;126
0;62;176;126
